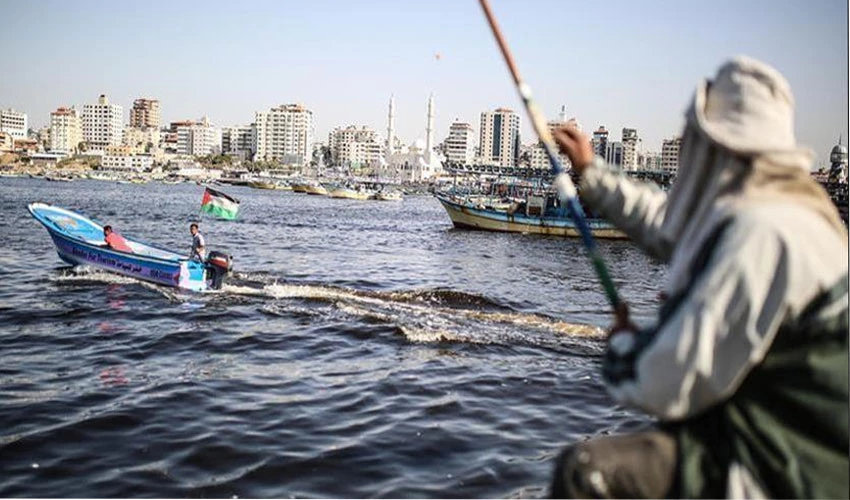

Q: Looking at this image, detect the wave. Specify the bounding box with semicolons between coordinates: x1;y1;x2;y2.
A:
222;281;603;353
48;268;604;353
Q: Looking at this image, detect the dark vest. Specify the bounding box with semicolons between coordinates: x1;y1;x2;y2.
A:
658;222;849;498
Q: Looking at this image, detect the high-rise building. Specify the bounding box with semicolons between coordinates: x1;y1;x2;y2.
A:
129;98;161;130
591;126;609;158
661;136;682;172
162;120;193;154
255;104;313;165
329;125;382;167
49;107;82;154
82;95;123;151
174;117;221;156
606;141;624;168
529;117;576;171
479;108;520;167
0;108;28;139
638;150;663;170
621;128;639;171
443;121;475;165
222;124;256;161
122;126;160;155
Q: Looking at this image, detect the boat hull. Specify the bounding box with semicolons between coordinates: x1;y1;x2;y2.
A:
329;187;371;200
29;203;209;291
436;195;627;239
303;183;328;196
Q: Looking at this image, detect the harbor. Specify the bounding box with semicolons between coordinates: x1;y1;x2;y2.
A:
0;176;656;498
2;0;847;497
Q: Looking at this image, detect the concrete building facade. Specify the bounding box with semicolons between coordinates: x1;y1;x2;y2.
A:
443;121;476;165
479;108;520;167
49;107;82;154
621;128;639;171
661;136;682;172
255;104;313;165
129;98;161;130
82;95;124;151
0;108;28;139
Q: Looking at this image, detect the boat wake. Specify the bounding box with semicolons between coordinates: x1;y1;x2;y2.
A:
222;280;604;355
48;268;604;354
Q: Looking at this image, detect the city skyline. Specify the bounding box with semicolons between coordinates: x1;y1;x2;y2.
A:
2;0;847;165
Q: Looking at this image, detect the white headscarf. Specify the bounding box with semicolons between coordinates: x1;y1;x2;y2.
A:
659;56;847;296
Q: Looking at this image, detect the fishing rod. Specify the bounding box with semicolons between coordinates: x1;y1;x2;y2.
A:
478;0;622;313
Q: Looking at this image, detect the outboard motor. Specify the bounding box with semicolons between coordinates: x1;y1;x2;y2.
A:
206;250;233;290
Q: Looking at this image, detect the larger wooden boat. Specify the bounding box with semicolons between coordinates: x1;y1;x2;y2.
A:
435;192;626;239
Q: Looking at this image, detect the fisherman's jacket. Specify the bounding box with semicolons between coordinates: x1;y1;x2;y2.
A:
581;157;850;498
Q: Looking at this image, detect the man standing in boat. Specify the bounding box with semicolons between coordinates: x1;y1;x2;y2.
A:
189;223;206;262
549;56;848;498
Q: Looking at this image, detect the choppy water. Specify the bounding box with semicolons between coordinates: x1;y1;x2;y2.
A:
0;177;665;498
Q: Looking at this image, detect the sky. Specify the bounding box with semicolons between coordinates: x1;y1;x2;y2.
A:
2;0;848;166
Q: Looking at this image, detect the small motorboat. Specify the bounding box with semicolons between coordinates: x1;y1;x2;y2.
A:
28;203;233;291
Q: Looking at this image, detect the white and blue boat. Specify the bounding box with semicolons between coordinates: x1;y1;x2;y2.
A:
28;203;232;291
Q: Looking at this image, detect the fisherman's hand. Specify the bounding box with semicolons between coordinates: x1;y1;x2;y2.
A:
552;125;593;176
606;302;638;357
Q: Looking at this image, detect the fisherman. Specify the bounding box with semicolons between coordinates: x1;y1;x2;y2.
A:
549;56;849;498
102;225;133;253
189;223;206;261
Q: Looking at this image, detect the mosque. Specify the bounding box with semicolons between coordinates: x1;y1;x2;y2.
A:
823;137;848;223
372;94;444;183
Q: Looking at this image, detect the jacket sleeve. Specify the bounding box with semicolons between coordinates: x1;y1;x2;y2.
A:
602;216;790;421
580;156;672;261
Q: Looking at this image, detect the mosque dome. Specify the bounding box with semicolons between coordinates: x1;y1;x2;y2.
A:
830;141;848;165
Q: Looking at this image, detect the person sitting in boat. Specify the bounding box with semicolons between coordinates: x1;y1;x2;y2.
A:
102;225;133;253
189;223;206;261
549;56;848;498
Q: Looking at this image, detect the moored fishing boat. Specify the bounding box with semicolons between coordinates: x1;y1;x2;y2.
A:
328;184;373;200
303;181;329;196
435;192;626;238
290;180;309;193
28;203;233;291
248;180;277;190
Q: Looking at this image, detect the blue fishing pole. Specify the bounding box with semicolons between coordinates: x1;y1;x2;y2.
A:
478;0;622;312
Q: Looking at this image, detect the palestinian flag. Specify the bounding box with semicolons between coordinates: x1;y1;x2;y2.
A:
201;186;240;220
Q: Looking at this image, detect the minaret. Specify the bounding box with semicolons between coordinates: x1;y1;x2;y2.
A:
425;93;435;159
386;94;395;156
558;105;567;123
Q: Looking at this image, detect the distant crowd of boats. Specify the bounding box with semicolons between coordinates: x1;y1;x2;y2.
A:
223;177;408;201
6;167;847;240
